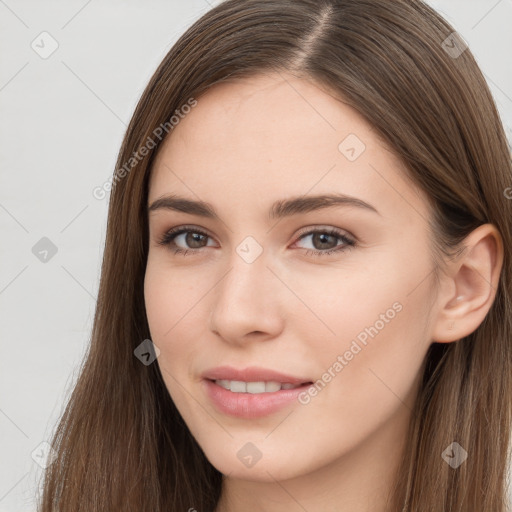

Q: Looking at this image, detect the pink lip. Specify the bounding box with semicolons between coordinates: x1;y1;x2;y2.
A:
201;366;313;419
201;365;311;385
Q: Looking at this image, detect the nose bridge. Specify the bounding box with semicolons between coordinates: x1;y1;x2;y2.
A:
219;233;271;302
209;242;283;341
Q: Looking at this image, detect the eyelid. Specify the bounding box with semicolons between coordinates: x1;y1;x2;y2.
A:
293;224;354;240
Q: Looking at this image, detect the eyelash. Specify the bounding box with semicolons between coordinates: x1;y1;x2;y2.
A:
157;225;356;258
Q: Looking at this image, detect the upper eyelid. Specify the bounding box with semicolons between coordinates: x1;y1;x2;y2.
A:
294;225;353;239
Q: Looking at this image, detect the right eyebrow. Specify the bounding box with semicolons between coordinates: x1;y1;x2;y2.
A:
148;195;220;219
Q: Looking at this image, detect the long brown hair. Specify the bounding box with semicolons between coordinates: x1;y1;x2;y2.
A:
38;0;512;510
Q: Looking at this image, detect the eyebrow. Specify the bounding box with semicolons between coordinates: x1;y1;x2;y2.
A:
148;193;380;220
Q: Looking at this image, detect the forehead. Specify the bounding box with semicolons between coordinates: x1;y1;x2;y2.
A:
148;72;431;224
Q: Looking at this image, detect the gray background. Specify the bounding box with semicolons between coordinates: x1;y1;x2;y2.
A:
1;1;511;510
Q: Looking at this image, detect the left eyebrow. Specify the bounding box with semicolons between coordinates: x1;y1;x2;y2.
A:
147;192;381;219
269;193;381;219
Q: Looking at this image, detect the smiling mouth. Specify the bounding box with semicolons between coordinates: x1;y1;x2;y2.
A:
203;377;315;418
209;379;313;393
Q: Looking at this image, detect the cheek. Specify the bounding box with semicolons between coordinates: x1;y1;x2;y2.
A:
144;262;195;371
289;251;433;421
143;259;219;389
144;262;207;421
144;258;204;339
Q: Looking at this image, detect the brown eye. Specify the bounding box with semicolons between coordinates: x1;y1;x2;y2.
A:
158;226;215;255
294;228;356;257
182;232;208;248
309;232;339;251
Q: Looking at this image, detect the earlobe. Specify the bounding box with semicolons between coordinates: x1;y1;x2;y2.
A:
431;224;503;344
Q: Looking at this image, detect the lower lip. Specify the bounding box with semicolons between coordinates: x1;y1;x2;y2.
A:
203;379;312;418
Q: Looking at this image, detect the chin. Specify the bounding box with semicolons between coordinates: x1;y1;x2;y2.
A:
195;436;317;482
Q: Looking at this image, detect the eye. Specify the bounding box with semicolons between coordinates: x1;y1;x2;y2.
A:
292;227;356;257
157;225;216;256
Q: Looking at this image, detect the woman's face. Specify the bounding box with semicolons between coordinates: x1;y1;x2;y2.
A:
144;72;439;481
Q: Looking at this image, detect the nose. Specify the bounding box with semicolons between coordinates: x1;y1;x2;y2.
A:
208;249;285;346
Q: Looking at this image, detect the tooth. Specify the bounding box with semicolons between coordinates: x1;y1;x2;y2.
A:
214;379;303;393
265;381;282;392
246;381;266;393
230;380;247;393
217;379;231;390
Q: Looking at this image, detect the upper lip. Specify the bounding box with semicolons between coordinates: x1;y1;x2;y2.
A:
201;366;312;385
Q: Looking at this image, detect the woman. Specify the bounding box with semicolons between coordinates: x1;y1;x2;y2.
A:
38;0;512;510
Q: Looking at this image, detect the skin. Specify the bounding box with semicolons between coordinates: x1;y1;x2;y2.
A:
144;71;503;512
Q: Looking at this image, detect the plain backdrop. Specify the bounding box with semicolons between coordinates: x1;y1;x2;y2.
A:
1;1;511;510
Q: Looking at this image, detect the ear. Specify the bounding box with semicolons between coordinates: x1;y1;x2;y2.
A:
431;223;504;343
